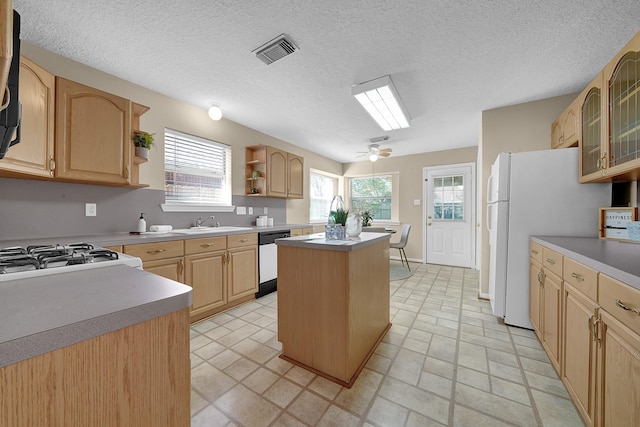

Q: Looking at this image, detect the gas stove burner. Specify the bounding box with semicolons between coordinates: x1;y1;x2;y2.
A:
0;247;28;256
0;255;41;274
68;242;95;251
41;252;88;268
87;249;119;261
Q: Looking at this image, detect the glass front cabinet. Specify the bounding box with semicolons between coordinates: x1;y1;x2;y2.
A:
581;31;640;182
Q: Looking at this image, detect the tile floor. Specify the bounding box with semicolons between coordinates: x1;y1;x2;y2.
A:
189;263;584;427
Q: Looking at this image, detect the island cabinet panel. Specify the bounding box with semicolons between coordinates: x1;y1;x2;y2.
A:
277;238;390;387
0;308;191;427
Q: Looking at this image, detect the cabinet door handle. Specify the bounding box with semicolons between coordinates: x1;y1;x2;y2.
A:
593;317;602;347
615;299;640;316
147;249;167;255
531;249;539;255
588;314;595;341
238;238;248;243
125;166;130;179
200;243;216;248
179;259;184;275
49;157;56;172
546;258;556;265
537;269;545;285
571;272;584;282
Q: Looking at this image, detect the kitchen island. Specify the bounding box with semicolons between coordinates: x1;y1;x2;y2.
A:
0;266;192;427
276;232;391;387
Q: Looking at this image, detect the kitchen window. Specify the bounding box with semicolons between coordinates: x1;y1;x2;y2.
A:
348;174;397;221
162;129;233;212
309;170;339;222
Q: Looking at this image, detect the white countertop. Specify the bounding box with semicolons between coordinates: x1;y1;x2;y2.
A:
275;231;390;251
531;236;640;290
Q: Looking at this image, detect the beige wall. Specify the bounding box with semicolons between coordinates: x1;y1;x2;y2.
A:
478;93;577;294
343;147;478;262
20;42;343;221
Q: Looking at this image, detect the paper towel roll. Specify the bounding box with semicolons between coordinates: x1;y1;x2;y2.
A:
149;225;173;232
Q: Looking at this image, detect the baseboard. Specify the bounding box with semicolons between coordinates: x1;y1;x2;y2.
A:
389;255;422;263
478;292;490;300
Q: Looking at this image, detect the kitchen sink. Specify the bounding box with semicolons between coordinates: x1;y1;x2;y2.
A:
171;226;253;235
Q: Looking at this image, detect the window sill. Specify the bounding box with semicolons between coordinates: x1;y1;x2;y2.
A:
161;203;236;213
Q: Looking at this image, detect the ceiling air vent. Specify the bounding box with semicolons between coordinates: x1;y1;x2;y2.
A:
253;34;298;65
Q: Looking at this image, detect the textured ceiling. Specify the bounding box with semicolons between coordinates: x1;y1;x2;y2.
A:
12;0;640;163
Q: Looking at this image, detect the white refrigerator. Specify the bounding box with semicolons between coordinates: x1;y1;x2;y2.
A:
486;147;611;329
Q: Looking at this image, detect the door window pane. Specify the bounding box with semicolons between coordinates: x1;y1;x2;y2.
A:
433;174;464;220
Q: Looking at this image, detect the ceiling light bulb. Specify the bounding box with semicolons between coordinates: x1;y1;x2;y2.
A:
208;104;222;121
369;153;379;162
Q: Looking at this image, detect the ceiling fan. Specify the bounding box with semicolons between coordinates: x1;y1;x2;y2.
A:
358;140;392;162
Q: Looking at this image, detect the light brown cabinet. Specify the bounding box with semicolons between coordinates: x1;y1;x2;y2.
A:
530;246;562;373
0;56;55;177
127;234;258;323
531;239;640;427
577;30;640;182
124;240;185;283
184;236;227;319
245;144;304;198
551;97;580;149
579;72;605;181
55;77;132;185
562;256;599;427
290;227;314;237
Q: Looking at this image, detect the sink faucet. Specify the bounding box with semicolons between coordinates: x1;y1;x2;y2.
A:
195;216;216;227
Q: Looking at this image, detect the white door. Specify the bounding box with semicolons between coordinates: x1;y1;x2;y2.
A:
424;164;474;268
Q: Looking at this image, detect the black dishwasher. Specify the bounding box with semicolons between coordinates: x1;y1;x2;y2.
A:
256;230;290;298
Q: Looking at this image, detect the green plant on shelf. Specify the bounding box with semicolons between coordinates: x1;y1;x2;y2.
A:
133;131;155;149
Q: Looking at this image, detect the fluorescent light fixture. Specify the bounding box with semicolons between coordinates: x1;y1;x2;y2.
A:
208;104;222;120
352;75;410;131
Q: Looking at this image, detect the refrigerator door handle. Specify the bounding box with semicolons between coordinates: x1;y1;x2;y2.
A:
486;203;493;233
486;173;494;203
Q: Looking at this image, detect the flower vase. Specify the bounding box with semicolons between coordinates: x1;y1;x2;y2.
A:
345;213;362;237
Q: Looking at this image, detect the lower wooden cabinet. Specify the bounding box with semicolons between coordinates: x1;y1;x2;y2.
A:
531;239;640;427
127;234;258;323
562;282;598;426
529;245;562;373
290;227;314;237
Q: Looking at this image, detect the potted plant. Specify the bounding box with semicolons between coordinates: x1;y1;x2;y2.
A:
133;131;155;159
333;208;349;226
361;211;374;227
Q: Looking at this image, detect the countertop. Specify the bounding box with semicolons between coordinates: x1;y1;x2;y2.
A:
0;265;192;368
0;224;314;248
276;231;391;252
531;236;640;290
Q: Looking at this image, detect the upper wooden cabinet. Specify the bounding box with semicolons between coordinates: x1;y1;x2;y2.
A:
0;56;55;177
55;77;132;185
551;97;580;149
579;72;605;182
578;31;640;182
245;144;304;198
287;152;304;198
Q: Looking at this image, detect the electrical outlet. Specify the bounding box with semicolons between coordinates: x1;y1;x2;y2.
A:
248;207;253;215
263;207;268;214
85;203;97;216
236;206;246;215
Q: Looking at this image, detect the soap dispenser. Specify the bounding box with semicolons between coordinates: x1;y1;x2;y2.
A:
137;213;146;233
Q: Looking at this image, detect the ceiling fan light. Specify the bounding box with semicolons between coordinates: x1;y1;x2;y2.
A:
369;153;379;162
208;104;222;121
352;75;410;131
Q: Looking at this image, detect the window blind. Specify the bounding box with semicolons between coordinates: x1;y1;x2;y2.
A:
164;129;232;205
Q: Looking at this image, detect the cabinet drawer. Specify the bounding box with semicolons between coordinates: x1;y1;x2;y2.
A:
227;233;258;248
599;274;640;336
530;241;543;264
563;257;598;301
542;247;563;278
185;236;227;255
124;240;184;262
